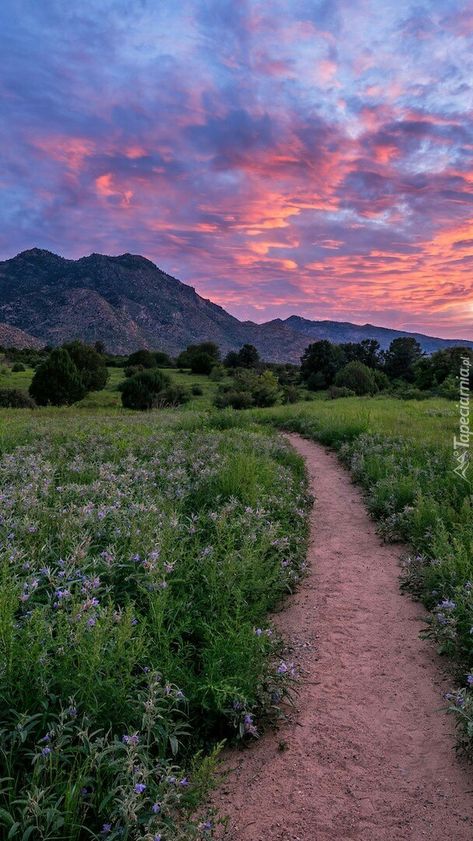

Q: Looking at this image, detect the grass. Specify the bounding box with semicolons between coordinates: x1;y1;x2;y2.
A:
0;366;225;411
0;408;310;839
1;379;472;835
245;396;473;752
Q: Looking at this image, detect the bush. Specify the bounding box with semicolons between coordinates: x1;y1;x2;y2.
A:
327;385;356;399
0;388;36;408
190;352;214;375
282;384;300;404
29;348;87;406
215;389;254;410
251;370;281;407
334;361;378;395
191;384;204;396
11;362;26;372
435;374;458;401
63;341;109;391
156;383;191;407
154;351;174;367
120;369;171;410
124;364;144;377
127;349;157;369
209;364;225;381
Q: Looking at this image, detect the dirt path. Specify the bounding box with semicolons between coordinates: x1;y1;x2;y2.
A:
213;435;473;841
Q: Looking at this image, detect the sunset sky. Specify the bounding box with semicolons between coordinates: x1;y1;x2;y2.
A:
1;1;472;337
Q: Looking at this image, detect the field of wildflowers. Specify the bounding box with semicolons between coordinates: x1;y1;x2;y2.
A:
0;410;310;839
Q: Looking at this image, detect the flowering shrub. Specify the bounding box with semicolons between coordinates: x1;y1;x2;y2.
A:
0;414;310;838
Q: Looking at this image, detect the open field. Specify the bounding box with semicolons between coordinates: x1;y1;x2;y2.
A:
0;389;472;838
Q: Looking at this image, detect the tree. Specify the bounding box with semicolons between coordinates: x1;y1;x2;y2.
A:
176;342;220;370
190;352;214;375
29;348;87;406
340;339;382;369
334;361;378;395
63;341;109;391
300;340;346;389
154;351;173;367
237;344;261;369
414;346;473;390
120;369;171;410
94;340;106;355
223;350;240;368
127;349;157;369
384;338;423;382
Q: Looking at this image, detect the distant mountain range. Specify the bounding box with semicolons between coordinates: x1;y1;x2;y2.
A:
0;249;471;362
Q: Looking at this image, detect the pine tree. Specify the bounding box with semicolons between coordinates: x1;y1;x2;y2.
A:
29;348;87;405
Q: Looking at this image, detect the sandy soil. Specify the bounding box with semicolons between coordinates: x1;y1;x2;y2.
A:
212;434;473;841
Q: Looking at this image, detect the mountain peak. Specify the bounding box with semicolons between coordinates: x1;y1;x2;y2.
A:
0;248;471;358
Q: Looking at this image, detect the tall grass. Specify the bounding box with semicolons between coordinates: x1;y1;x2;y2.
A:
0;412;310;838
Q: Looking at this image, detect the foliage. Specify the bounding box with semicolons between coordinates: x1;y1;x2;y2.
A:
120;369;171;410
190;353;214;375
29;348;87;406
63;341;109;392
414;347;473;390
11;362;26;372
156;383;191;407
215;370;281;410
326;385;356;399
224;344;261;370
339;339;382;369
384;337;423;382
177;344;220;371
127;349;158;369
0;414;310;837
334;361;378;395
300;340;345;389
0;388;36;408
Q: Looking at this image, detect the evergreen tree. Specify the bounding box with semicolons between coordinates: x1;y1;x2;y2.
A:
29;348;87;405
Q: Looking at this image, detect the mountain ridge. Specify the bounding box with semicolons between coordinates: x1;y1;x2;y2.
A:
0;249;471;361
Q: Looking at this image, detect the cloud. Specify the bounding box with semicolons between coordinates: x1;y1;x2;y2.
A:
0;0;472;338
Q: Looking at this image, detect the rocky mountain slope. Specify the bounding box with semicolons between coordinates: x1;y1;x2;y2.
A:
0;249;471;360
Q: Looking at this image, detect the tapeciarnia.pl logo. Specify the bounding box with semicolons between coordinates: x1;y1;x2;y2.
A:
453;356;471;482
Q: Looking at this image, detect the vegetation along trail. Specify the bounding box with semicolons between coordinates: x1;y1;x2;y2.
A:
214;434;473;841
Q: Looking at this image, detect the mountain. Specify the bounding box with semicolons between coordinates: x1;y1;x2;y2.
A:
0;323;42;349
0;249;471;361
281;315;473;354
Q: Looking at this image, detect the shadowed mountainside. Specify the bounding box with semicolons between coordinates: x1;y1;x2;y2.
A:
0;249;471;360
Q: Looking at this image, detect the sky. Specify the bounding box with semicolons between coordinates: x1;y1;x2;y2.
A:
1;0;473;337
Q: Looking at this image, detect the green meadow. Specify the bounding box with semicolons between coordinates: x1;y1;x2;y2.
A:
0;376;472;838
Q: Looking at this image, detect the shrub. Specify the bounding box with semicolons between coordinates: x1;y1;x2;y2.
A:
215;389;254;410
191;384;204;396
334;361;378;395
251;370;281;407
62;340;109;391
120;369;171;410
154;350;173;367
29;348;87;406
156;383;191;407
124;364;144;377
190;352;214;375
209;364;225;381
127;349;157;369
0;388;36;408
11;362;26;372
327;385;356;399
282;384;300;404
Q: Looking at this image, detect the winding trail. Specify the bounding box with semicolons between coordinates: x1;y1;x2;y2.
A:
214;435;473;841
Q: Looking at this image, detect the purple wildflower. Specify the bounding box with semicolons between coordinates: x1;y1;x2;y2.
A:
134;783;146;794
